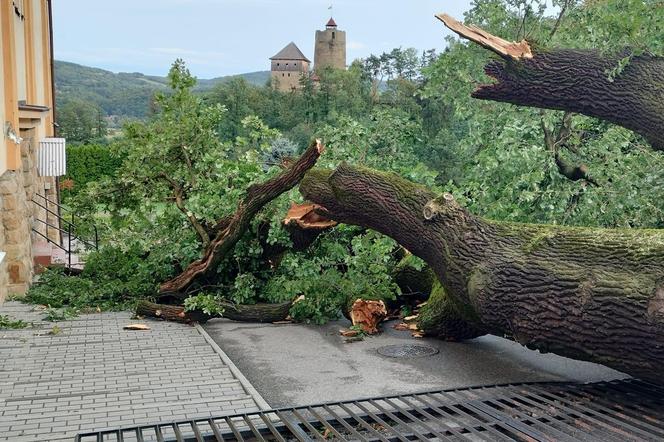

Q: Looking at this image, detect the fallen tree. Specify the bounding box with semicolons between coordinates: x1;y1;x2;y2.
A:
136;300;212;324
136;299;291;324
300;164;664;383
435;14;664;151
159;139;325;296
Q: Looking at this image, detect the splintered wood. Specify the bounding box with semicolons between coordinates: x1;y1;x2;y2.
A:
350;299;387;334
123;324;151;331
435;13;532;60
283;202;338;229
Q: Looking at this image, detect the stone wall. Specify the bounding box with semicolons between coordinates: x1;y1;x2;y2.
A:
271;70;307;92
0;168;32;296
0;129;58;299
314;29;346;71
0;194;6;304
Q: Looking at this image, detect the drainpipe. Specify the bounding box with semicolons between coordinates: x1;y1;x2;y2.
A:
47;0;62;246
47;0;56;135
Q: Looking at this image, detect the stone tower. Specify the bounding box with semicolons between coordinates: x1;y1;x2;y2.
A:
314;17;346;71
270;42;311;92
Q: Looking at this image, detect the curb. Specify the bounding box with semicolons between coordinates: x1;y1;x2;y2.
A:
194;323;271;411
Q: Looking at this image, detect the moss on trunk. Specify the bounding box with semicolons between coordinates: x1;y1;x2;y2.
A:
418;281;484;340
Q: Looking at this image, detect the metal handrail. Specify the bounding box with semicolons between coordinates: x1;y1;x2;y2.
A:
33;191;73;213
32;217;97;251
31;192;99;270
33;192;98;242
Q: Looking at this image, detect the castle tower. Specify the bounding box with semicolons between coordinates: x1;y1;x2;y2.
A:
270;42;310;92
314;17;346;71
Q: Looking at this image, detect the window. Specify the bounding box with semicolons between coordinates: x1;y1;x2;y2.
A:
277;63;280;66
282;73;285;77
332;31;335;39
286;63;289;66
288;73;291;77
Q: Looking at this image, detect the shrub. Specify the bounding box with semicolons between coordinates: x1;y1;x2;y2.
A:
61;144;124;201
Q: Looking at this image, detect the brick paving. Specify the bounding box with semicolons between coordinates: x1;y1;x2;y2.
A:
0;302;262;442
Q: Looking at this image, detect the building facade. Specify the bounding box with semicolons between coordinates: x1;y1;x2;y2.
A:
313;18;346;71
1;0;62;302
270;42;310;92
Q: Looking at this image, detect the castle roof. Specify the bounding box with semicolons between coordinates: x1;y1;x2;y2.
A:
326;17;337;28
270;42;310;62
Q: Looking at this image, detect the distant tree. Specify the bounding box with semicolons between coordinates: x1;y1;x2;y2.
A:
57;99;107;144
207;77;255;140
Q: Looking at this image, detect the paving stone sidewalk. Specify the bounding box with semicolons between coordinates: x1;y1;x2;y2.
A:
0;302;262;442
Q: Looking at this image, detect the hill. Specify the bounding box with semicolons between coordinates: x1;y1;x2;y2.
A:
54;60;271;119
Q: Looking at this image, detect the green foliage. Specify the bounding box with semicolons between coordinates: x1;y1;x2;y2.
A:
61;144;124;201
421;0;664;228
42;307;80;322
26;243;175;310
184;293;225;316
0;315;30;329
263;229;401;324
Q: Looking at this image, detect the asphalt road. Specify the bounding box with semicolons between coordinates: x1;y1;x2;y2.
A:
203;318;626;408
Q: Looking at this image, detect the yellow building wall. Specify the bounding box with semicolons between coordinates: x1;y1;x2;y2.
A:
14;5;27;103
1;0;53;174
0;0;58;300
0;25;6;176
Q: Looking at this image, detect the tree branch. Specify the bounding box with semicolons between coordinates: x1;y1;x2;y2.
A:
549;0;571;40
158;172;211;246
436;13;664;151
540;111;597;185
159;139;325;295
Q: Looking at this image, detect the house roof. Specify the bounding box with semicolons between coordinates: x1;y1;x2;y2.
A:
326;17;337;27
270;42;310;62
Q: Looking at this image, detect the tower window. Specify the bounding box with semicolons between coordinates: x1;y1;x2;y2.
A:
282;73;285;77
277;63;280;66
332;31;335;39
288;73;291;77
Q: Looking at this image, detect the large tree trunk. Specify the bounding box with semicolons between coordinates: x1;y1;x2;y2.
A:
436;14;664;151
159;140;324;296
300;164;664;383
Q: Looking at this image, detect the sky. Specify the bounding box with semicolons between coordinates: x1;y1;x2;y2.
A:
51;0;474;79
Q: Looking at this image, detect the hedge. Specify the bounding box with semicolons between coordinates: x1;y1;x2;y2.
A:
61;144;123;201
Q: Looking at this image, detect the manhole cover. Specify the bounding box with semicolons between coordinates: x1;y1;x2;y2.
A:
377;344;439;358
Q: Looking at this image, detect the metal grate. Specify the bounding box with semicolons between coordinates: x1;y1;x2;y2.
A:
75;378;664;442
377;344;439;358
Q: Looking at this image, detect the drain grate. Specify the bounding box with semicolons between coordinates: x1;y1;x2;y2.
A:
377;344;439;358
75;379;664;442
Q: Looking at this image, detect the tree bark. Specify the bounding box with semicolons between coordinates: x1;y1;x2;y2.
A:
300;164;664;383
417;281;484;341
219;301;292;323
135;300;214;324
436;14;664;151
159;139;324;295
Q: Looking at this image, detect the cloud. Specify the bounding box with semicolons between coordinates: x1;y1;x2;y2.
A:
347;41;366;50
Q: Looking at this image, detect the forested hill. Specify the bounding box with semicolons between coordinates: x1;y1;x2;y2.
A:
54;60;270;119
